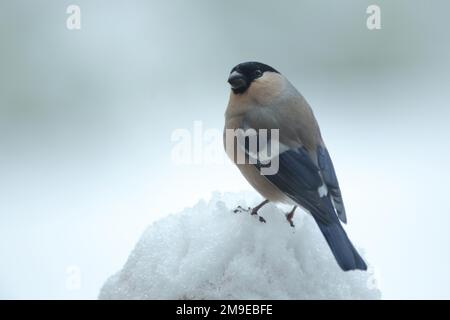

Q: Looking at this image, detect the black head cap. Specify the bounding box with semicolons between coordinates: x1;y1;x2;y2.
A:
228;62;280;94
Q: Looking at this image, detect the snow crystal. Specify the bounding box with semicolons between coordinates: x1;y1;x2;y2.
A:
99;192;380;299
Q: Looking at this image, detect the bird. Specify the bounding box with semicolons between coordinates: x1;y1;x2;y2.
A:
223;61;367;271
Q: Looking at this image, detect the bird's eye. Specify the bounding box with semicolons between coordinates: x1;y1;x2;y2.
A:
254;70;263;78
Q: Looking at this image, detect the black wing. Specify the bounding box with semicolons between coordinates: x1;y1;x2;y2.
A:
317;146;347;223
254;146;336;224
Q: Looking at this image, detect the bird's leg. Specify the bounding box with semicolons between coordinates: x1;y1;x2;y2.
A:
250;199;269;223
233;199;269;223
286;206;297;227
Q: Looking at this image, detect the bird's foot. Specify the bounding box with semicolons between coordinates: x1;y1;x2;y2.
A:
251;208;267;223
233;205;250;214
285;214;295;227
233;206;266;223
285;207;297;228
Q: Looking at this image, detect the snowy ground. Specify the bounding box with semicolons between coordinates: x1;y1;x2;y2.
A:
99;193;380;299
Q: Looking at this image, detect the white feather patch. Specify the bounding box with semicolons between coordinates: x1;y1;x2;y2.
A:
318;184;328;198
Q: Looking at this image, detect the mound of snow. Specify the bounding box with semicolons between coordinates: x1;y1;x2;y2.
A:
99;193;380;299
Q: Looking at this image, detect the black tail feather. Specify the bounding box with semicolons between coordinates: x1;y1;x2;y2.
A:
313;215;367;271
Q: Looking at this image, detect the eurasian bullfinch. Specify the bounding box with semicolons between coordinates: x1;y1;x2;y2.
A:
224;61;367;271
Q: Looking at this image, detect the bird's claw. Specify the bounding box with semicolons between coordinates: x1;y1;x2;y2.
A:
233;206;266;223
233;206;251;214
285;213;295;228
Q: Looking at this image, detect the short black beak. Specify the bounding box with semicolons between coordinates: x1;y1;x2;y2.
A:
228;71;247;91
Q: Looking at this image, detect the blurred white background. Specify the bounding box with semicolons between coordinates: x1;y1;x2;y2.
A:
1;0;450;299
